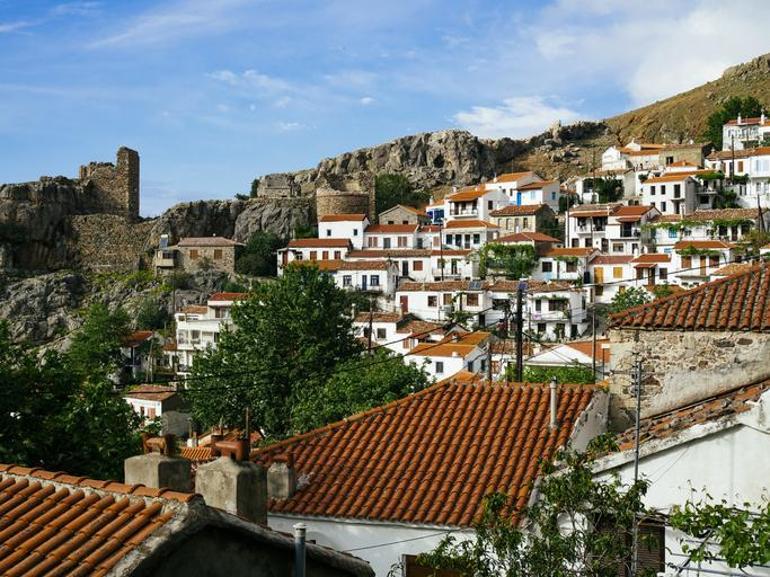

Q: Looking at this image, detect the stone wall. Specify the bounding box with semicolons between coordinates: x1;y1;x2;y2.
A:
608;327;770;430
177;245;237;274
70;214;154;272
79;147;140;220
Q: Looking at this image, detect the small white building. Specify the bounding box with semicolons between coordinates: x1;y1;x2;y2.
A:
534;247;597;284
123;385;189;436
721;113;769;150
442;219;500;250
363;224;419;250
511;179;562;211
640;173;701;215
526;338;611;380
483;170;542;201
588;255;635;304
407;331;491;379
318;213;370;250
277;238;351;275
395;280;490;323
311;259;400;295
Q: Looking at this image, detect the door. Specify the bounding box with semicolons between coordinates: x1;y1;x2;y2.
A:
699;256;707;276
400;295;408;314
594;267;604;285
516;191;522;206
361;275;367;290
402;260;409;276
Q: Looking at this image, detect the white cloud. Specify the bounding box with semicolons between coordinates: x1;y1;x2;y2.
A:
208;69;293;96
453;96;583;139
276;121;305;132
0;21;34;33
50;2;101;17
359;96;375;105
91;0;252;47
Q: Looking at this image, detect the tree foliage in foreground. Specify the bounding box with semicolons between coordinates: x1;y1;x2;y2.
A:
609;286;651;314
0;322;140;480
417;436;652;577
67;302;131;380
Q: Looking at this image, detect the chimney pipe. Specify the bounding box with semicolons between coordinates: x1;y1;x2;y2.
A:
294;523;307;577
549;377;558;431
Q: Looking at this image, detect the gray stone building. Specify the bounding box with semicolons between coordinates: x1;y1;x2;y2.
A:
607;263;770;429
157;236;244;274
378;204;431;226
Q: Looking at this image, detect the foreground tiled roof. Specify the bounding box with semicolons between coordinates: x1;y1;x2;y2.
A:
615;377;770;451
255;373;596;527
446;185;487;201
610;263;770;332
0;464;195;576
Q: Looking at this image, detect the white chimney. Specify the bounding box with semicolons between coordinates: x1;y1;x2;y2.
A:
549;377;558;431
267;455;297;499
738;113;742;124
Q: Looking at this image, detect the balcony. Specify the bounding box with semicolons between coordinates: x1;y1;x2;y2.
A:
431;268;462;279
449;208;479;218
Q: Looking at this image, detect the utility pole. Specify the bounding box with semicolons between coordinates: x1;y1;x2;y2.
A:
486;343;493;383
758;193;765;234
515;279;527;382
630;353;643;577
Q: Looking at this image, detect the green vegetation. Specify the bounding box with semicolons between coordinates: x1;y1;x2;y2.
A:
375;173;430;215
585;177;624;203
68;303;131;380
0;319;141;480
187;266;428;438
509;363;595;384
610;286;651;314
160;271;192;291
478;243;537;278
135;297;171;330
651;284;674;299
705;96;764;149
293;223;317;239
235;231;286;277
418;436;653;577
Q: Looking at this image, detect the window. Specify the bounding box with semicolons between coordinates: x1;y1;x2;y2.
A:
673;184;681;198
523;217;529;229
668;228;678;238
613;266;623;279
189;249;199;259
435;361;444;374
551;191;557;200
322;251;329;260
488;200;493;210
383;238;391;249
443;294;452;305
402;220;409;225
542;261;553;272
535;299;542;312
398;236;408;247
473;234;480;245
612;243;624;253
376;328;386;339
467;293;479;306
682;256;692;269
213;249;223;260
428;295;438;307
413;260;423;271
709;255;720;267
549;299;567;312
537;323;546;333
659;268;668;280
738;160;744;173
326;229;332;237
368;237;378;248
334;251;341;259
565;260;577;273
353;229;358;236
370;275;380;286
661;202;667;213
309;251;317;261
666;155;674;164
342;275;352;287
649;185;656;195
660;185;666;195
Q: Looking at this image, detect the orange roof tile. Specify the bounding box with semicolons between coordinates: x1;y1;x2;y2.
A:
124;384;179;402
564;339;611;362
592;255;634;265
493;171;538;183
365;224;419;233
489;204;549;217
443;219;499;229
713;263;754;277
123;330;153;348
447;185;487;202
319;213;367;222
644;171;709;184
179;305;208;314
209;292;249;302
254;374;596;526
180;445;215;463
496;232;561;243
614;205;655;217
673;240;734;250
287;238;351;248
398;280;488;292
631;253;671;264
610;263;770;332
517;180;558;191
544;247;596;258
354;312;403;323
177;237;243;247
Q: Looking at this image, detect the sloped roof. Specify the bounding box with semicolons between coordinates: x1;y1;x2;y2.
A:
447;185;487;202
493;171;537;183
443;219;499;229
354;312;403;323
496;232;561;243
673;240;734;250
489;204;548;217
209;292;249;302
123;330;153;348
255;373;596;527
610;263;770;332
564;339;611;362
365;224;418;233
631;253;671;264
544;247;596;258
287;238;351;248
592;255;634;265
177;237;243;247
124;384;179;402
398;280;487;292
517;180;558;191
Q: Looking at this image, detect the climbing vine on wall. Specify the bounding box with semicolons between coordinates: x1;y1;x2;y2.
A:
478;243;536;279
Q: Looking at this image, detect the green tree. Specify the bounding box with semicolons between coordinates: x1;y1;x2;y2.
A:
292;349;430;432
67;303;131;380
0;323;140;479
516;363;595;384
705;96;764;149
135;297;170;330
610;287;651;314
375;173;430;215
418;435;652;577
587;177;624;203
479;243;537;278
187;265;361;437
235;231;285;277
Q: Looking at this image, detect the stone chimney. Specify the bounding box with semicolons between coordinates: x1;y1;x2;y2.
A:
124;434;192;492
267;454;297;499
195;439;267;524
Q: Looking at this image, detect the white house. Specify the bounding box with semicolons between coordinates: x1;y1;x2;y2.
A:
511;179;562;211
706;146;770;208
588;255;635;304
308;259;400;295
363;224;419;250
346;248;476;282
122;385;190;436
526;338;611;380
277;238;351;274
395;280;490;323
407;331;491;379
721;113;769;150
442;219;500;250
534;247;598;284
640;173;701;215
482;170;542;202
352;312;447;354
526;281;588;341
259;371;606;577
318;213;370;250
174;292;248;375
670;240;736;287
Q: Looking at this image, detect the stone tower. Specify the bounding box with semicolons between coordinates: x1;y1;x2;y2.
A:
78;146;140;221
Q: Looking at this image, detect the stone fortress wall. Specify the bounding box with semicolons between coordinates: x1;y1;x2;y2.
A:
78;147;140;221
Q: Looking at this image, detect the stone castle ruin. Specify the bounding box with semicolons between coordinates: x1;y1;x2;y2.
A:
78;147;140;221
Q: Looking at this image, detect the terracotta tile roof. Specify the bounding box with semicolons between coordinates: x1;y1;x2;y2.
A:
644;172;708;184
349;249;431;258
706;148;759;161
544;247;596;258
686;208;765;222
318;213;367;222
615;378;770;451
408;341;479;358
610;263;770;332
395;319;445;335
122;330;153;348
614;205;655;217
398;280;487;292
385;204;428;217
208;292;249;302
489;204;547;217
496;232;561;243
447;185;487;202
673;240;734;250
517;180;558;191
287;238;351;248
0;463;197;576
493;171;537;183
254;373;596;526
568;203;621;218
564;339;611;362
487;279;575;293
180;445;215;463
354;312;403;323
365;224;419;233
631;253;671;264
291;259;391;272
177;237;243;247
124;384;178;402
724;116;764;125
713;262;754;276
443;219;499;229
667;160;700;167
592;255;634;265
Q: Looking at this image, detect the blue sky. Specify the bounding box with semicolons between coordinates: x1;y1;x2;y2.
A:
3;0;770;215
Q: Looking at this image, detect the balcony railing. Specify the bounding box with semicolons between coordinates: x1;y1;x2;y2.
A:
449;209;479;217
